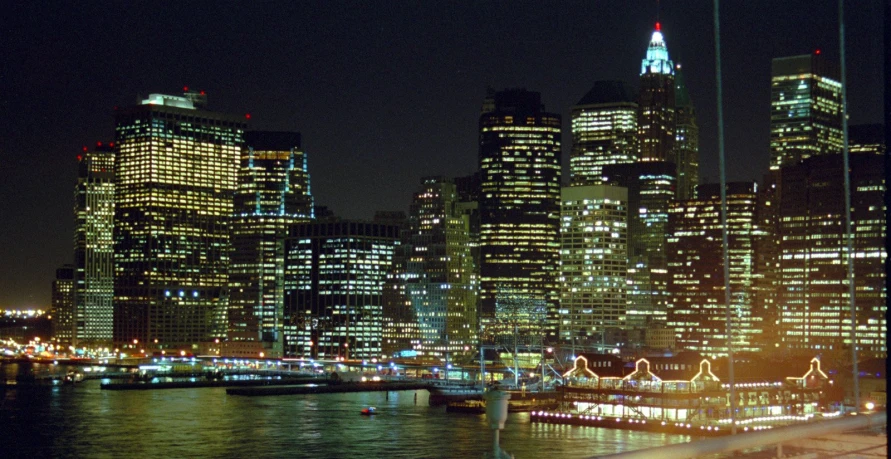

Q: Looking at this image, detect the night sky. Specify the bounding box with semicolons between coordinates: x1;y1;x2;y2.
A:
0;1;884;308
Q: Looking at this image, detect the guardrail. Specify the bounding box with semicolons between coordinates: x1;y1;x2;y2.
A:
594;411;886;459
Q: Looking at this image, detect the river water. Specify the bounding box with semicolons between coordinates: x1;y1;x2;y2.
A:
1;363;689;458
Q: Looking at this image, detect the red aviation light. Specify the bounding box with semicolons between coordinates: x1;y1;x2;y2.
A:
183;86;189;91
96;141;103;147
245;113;252;119
655;22;661;31
77;155;83;161
109;142;115;147
815;49;821;55
82;146;88;152
200;90;206;95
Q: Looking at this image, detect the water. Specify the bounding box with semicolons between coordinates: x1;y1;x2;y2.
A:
2;364;689;458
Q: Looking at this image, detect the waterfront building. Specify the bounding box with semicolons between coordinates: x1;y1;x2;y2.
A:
539;353;831;431
569;81;638;185
401;177;478;356
666;183;763;356
602;162;676;335
284;220;399;359
226;131;313;358
673;65;699;200
73;143;116;344
777;153;887;359
558;184;628;350
478;89;561;344
113;91;245;348
51;264;76;345
769;53;843;171
638;22;676;163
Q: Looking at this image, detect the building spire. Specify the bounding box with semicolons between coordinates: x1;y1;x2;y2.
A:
641;22;674;76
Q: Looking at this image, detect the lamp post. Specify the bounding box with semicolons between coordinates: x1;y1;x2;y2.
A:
485;388;512;458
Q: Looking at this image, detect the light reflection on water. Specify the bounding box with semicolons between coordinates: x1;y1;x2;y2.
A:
2;365;689;458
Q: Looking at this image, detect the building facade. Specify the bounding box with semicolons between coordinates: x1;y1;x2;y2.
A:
570;81;638;185
666;183;763;356
673;65;699;200
113;92;245;348
226;131;313;358
478;89;562;344
638;22;676;163
558;185;628;350
52;264;76;346
284;220;399;359
769;53;843;171
73;143;116;344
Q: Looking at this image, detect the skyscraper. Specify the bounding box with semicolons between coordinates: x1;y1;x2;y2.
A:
777;153;886;359
51;264;75;346
570;81;638;185
401;177;478;356
673;64;699;200
478;89;561;343
638;22;676;163
558;184;628;349
113;91;245;348
769;53;843;170
73;143;116;344
227;131;313;358
602;162;676;332
667;183;763;356
284;220;399;359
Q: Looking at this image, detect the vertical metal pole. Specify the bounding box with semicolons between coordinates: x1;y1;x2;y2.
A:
713;0;736;434
838;0;859;413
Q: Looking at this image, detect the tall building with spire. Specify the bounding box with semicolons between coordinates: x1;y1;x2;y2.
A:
478;89;562;344
638;22;676;163
226;131;313;358
570;81;638;185
73;143;116;344
769;53;843;170
673;65;699;200
113;91;245;348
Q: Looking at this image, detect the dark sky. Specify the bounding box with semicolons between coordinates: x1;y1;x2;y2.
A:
0;1;884;308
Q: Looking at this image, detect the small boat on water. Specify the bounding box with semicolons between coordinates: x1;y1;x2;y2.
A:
64;371;84;385
360;407;377;416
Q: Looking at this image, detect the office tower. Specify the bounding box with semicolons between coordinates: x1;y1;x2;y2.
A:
666;183;763;356
569;81;638;185
226;131;313;358
51;265;76;346
113;91;245;348
638;22;676;163
602;162;676;332
73;143;116;345
769;53;843;170
400;177;478;356
478;89;561;344
558;184;628;350
778;153;886;359
284;220;400;359
673;65;699;200
752;171;781;353
381;211;422;358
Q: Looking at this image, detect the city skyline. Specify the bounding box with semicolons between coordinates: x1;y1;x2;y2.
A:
1;1;885;308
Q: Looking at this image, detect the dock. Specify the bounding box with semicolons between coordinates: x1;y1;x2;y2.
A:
226;381;432;396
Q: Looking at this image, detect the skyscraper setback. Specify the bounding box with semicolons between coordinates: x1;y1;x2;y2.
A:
226;131;313;358
638;22;676;163
113;92;245;347
73;143;116;344
478;89;561;343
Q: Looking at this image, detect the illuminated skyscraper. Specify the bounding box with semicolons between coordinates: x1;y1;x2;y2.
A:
638;22;676;163
673;65;699;200
602;162;676;331
667;183;763;356
113;91;245;348
558;184;628;349
52;265;76;346
777;153;886;359
769;53;843;170
401;177;478;356
226;131;313;358
284;220;399;359
73;143;116;344
570;81;638;185
478;89;561;343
